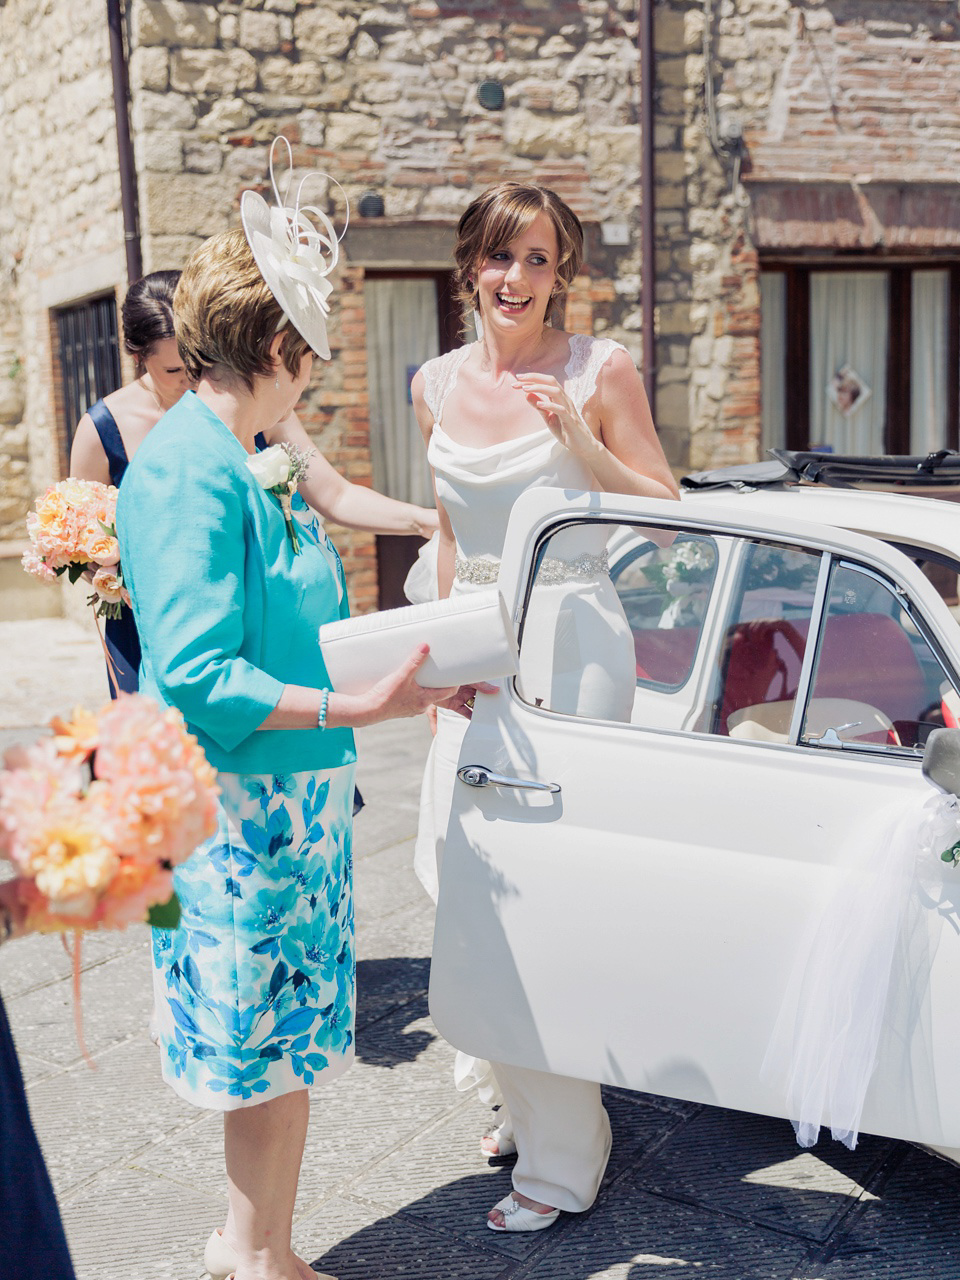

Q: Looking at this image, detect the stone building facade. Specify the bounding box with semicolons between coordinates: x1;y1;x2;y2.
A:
1;0;959;616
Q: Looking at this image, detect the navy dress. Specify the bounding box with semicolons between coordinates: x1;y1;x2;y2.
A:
88;400;141;695
0;990;77;1278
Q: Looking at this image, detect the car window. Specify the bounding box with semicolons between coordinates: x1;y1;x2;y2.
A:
517;523;821;736
516;521;722;726
612;532;718;687
801;561;955;753
515;519;960;751
887;543;960;620
705;541;822;741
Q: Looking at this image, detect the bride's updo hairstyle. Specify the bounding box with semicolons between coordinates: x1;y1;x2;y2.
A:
454;182;584;330
174;227;311;392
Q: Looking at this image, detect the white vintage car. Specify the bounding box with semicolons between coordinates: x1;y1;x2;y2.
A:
428;454;960;1162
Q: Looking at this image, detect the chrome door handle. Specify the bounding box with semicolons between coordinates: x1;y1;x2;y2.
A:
457;765;561;794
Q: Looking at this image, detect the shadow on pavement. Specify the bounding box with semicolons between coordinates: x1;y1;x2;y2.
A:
355;956;436;1070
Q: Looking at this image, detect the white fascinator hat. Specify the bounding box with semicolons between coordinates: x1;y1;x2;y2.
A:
240;136;349;362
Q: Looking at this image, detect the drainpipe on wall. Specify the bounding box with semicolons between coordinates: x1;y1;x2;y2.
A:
638;0;656;410
107;0;143;285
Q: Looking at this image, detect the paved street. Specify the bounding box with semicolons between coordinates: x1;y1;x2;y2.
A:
2;617;960;1279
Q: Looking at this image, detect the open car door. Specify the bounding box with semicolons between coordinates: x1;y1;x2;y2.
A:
429;488;960;1148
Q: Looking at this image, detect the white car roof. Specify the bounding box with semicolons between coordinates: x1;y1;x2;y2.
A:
681;484;960;561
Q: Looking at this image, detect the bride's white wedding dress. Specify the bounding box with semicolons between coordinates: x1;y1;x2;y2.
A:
415;334;636;1213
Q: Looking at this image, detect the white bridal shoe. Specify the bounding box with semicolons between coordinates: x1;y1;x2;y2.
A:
486;1193;560;1233
480;1120;518;1159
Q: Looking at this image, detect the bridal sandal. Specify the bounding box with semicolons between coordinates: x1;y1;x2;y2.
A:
486;1193;560;1233
480;1121;517;1159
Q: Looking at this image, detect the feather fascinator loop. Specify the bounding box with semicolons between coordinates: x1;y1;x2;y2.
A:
240;136;349;361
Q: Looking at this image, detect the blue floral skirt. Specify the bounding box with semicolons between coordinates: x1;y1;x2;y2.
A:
151;765;356;1110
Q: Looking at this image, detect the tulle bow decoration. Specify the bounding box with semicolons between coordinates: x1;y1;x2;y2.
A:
761;785;958;1152
240;136;349;362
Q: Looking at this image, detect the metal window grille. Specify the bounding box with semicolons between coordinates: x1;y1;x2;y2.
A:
56;295;122;455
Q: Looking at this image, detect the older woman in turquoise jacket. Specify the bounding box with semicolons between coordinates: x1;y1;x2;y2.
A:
118;214;471;1280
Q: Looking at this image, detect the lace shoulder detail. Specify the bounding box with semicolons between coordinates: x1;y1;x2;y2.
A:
564;334;632;412
419;346;472;424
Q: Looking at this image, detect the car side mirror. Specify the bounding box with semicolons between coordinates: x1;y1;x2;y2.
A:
922;728;960;797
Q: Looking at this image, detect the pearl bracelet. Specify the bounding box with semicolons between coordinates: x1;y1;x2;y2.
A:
317;688;330;730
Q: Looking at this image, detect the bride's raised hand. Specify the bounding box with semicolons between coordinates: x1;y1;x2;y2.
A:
512;372;597;457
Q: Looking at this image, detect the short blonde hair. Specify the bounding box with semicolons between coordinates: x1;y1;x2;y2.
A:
454;183;584;329
174;228;311;390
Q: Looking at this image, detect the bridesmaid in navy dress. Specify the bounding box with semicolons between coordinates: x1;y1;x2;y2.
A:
70;271;191;694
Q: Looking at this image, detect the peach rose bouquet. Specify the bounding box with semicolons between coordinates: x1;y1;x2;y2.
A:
0;696;219;935
21;478;131;618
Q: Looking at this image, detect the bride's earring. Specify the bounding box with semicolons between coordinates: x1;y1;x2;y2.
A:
473;309;484;340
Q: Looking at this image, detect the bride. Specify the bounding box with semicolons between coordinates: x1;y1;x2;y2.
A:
412;181;678;1231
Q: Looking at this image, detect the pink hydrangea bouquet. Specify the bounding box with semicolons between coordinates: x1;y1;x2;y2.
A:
21;478;131;618
0;696;219;934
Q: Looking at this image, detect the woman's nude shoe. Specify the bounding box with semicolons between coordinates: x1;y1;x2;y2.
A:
203;1229;237;1280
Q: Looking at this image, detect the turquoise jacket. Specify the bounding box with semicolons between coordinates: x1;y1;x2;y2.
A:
117;393;356;775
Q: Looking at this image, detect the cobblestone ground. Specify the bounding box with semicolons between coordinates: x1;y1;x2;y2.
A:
2;618;960;1279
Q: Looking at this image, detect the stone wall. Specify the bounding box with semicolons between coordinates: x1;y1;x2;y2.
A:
5;0;958;614
0;274;28;543
660;0;960;469
0;0;126;546
126;0;648;608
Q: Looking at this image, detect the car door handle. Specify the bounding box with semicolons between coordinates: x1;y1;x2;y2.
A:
457;765;561;794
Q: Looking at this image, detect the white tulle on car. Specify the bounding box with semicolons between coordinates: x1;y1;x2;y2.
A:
761;789;959;1149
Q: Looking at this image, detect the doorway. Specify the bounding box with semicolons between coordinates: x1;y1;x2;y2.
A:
364;271;459;608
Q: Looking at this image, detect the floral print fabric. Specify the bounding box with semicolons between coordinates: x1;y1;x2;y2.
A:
291;492;346;607
151;765;356;1110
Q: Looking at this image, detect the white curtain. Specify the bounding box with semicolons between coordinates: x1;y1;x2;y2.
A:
910;270;949;454
365;278;439;509
760;271;786;455
809;272;888;453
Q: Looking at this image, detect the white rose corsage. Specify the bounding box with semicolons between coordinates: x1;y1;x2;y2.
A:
247;442;314;553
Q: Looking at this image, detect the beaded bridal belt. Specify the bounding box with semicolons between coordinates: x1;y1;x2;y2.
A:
455;551;610;587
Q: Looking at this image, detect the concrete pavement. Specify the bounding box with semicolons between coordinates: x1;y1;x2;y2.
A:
2;617;960;1279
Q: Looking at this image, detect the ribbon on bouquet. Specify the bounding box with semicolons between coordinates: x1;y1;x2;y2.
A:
760;789;959;1150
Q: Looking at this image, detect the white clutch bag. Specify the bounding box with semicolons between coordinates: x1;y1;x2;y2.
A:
318;589;518;693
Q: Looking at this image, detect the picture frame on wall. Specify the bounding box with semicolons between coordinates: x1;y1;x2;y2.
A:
828;364;872;418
